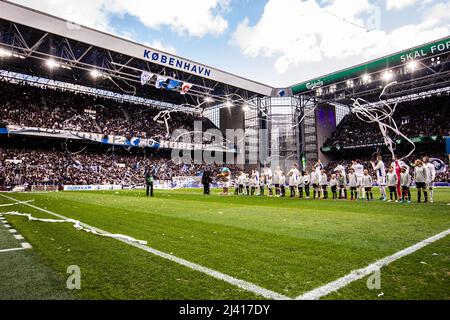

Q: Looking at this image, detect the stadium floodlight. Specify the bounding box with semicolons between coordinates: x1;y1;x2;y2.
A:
406;60;418;72
329;84;336;93
225;101;234;108
0;48;13;58
45;59;60;69
382;70;394;82
204;97;214;103
90;69;101;79
315;88;323;96
242;104;250;112
346;80;354;88
362;74;371;84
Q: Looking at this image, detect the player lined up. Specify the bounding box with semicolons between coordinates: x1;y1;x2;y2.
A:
225;156;436;203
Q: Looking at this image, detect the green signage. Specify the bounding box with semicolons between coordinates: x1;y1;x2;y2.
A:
291;36;450;95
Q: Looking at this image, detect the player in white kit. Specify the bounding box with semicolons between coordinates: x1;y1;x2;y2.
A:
371;156;387;201
288;164;300;198
422;156;436;203
351;160;365;200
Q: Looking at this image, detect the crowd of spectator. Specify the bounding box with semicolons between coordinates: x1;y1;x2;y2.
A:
0;146;239;187
324;95;450;148
0;80;217;140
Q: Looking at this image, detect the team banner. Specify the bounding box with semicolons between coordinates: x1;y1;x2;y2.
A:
180;82;193;95
430;158;448;174
5;125;235;152
140;71;154;85
155;75;168;89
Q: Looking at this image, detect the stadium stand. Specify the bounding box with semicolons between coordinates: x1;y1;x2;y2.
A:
0;78;238;188
0;141;240;188
323;95;450;148
0;80;217;140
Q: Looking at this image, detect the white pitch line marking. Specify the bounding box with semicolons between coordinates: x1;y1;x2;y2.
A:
21;242;32;249
0;194;289;300
296;228;450;300
4;224;11;228
0;247;28;253
8;229;17;233
14;234;24;240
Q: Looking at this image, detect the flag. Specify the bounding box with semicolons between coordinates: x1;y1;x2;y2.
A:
165;79;181;90
277;89;286;97
430;158;447;174
155;75;168;89
140;71;153;85
180;82;193;95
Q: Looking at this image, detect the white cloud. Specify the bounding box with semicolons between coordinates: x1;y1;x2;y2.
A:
10;0;230;37
423;0;450;24
108;0;230;37
232;0;449;74
385;0;422;10
10;0;111;31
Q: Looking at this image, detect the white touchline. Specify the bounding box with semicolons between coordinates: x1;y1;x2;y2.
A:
0;246;30;253
0;194;290;300
296;228;450;300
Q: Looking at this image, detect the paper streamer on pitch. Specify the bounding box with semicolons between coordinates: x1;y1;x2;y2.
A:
1;211;147;245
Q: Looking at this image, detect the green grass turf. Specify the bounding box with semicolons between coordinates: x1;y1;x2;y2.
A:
0;188;449;300
325;236;450;300
0;217;74;300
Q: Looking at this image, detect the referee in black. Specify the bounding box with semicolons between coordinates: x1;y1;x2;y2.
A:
202;169;213;195
144;168;154;197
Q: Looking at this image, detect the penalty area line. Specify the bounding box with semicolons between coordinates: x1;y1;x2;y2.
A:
0;194;290;300
296;228;450;300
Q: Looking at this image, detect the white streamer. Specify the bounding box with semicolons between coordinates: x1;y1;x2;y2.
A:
350;82;416;160
153;110;173;138
0;200;34;207
1;211;147;245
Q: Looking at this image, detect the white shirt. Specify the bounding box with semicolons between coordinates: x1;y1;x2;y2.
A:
400;172;411;187
352;163;364;178
386;172;398;187
362;175;373;188
264;168;273;179
310;170;320;184
252;171;260;183
334;164;346;177
372;160;386;179
320;174;328;185
348;173;358;187
424;163;436;183
288;168;300;185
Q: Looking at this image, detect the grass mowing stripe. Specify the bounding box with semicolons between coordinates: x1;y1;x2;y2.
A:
0;194;290;300
296;228;450;300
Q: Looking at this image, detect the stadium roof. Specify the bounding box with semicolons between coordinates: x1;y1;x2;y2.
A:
0;0;275;108
290;36;450;103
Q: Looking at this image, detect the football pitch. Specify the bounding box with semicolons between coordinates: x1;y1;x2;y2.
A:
0;188;449;300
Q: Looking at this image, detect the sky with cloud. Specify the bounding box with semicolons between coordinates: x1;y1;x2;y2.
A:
10;0;450;87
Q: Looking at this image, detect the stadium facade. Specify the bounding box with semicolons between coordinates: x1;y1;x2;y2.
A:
0;0;449;178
